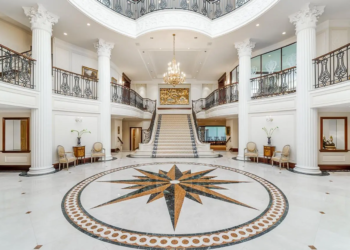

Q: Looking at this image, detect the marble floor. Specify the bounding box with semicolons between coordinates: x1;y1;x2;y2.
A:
1;151;350;250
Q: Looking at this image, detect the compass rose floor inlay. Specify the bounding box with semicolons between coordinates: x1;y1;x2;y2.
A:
62;162;288;249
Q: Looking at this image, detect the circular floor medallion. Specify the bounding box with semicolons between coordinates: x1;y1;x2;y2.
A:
62;162;288;249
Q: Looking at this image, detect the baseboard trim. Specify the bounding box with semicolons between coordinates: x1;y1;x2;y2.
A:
318;165;350;170
0;165;30;171
229;148;238;152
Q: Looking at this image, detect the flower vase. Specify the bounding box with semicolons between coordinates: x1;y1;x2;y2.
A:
77;137;81;146
267;137;271;145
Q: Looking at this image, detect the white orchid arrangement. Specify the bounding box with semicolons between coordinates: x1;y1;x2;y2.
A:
262;127;278;137
71;129;91;138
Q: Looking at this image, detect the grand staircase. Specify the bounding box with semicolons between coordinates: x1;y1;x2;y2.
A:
130;113;220;158
153;114;198;157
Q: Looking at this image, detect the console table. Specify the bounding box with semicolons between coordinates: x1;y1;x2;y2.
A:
73;146;85;164
264;145;276;163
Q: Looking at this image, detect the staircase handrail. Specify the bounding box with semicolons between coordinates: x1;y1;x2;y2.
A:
142;103;157;144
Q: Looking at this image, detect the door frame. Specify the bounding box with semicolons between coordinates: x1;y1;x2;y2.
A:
130;127;143;151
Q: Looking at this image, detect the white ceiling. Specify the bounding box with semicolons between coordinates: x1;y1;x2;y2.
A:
0;0;349;82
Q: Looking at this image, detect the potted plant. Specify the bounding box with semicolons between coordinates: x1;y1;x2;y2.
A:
262;127;278;145
71;129;91;146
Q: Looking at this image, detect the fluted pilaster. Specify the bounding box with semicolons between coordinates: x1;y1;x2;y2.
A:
289;3;324;174
94;39;114;160
235;39;255;160
23;4;59;175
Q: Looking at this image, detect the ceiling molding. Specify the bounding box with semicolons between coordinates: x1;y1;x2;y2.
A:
68;0;280;38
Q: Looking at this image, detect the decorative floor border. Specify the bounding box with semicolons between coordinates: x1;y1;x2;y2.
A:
62;162;289;249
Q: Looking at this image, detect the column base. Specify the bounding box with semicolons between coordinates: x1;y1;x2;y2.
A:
293;165;321;175
105;154;113;161
27;165;56;176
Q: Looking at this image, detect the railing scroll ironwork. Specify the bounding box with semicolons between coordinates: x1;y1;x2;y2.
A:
0;44;35;89
313;43;350;88
250;66;296;99
97;0;250;20
52;67;98;99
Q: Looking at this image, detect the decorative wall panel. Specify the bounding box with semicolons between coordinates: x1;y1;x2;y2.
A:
160;88;189;105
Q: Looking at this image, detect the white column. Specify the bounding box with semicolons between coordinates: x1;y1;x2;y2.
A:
94;39;114;160
23;4;59;175
235;39;255;160
290;3;325;174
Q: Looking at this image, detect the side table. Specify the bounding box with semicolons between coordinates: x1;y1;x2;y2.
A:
73;146;85;165
263;145;276;164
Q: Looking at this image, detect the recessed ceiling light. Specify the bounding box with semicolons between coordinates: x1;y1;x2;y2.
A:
159;48;161;50
150;37;153;39
256;24;260;27
64;32;67;36
282;32;286;35
87;23;90;26
194;37;197;39
188;48;190;49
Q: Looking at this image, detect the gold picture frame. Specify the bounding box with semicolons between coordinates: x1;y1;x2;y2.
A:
82;66;98;79
111;77;118;84
160;88;190;105
226;126;230;136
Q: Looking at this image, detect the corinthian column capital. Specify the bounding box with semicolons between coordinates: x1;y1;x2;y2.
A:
23;4;59;35
94;39;115;58
289;3;325;33
234;39;255;58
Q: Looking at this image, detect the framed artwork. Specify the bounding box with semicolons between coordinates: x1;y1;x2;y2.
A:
226;126;230;136
111;77;118;84
160;88;189;105
118;126;120;135
82;66;98;79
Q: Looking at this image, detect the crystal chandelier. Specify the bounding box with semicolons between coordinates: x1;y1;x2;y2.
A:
163;34;186;87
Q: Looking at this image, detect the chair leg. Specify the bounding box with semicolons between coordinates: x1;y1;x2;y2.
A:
74;160;76;167
59;163;61;171
271;160;273;167
66;163;69;170
287;162;290;170
279;162;281;170
91;157;93;163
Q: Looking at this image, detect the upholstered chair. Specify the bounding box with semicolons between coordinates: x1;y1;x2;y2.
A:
271;145;291;170
244;142;259;163
57;145;76;171
91;142;106;162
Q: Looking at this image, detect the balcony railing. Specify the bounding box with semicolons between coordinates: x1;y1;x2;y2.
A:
193;83;239;113
0;44;35;89
110;83;156;113
314;43;350;88
251;66;296;99
52;67;98;99
97;0;250;20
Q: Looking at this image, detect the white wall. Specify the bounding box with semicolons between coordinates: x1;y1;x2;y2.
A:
111;118;123;150
317;20;350;57
131;84;147;98
122;120;150;151
226;118;238;150
0;18;31;52
53;38;122;81
249;111;296;163
52;111;100;162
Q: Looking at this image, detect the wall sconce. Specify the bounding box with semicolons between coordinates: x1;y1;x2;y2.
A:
75;117;83;123
266;116;273;122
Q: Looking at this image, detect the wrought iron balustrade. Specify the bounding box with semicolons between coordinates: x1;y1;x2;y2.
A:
110;83;156;113
193;83;239;113
97;0;250;20
251;67;296;99
314;43;350;88
142;104;157;143
52;67;98;99
0;44;35;89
